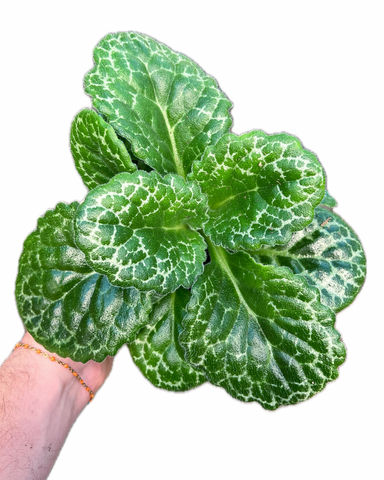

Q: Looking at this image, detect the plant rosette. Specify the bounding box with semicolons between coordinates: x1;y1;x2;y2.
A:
15;32;366;410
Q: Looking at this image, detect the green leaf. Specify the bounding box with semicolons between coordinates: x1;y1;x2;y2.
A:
252;207;366;312
70;109;137;190
129;287;206;391
117;135;154;173
188;132;325;251
15;202;152;363
321;190;337;208
180;241;346;410
84;32;232;178
75;171;209;295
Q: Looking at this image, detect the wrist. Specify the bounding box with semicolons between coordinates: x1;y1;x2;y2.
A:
12;332;94;415
10;337;90;422
0;332;103;478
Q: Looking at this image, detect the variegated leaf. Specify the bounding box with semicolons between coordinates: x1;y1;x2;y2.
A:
70;109;136;190
180;241;346;410
252;207;366;312
129;287;206;391
75;171;208;295
188;131;325;251
16;202;152;362
84;32;232;178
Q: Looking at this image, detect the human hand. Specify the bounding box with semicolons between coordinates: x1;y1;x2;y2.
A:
16;330;114;401
0;330;114;479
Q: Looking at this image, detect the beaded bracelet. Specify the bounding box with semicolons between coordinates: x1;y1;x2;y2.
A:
14;343;95;403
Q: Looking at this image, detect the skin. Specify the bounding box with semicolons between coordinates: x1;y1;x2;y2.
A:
0;331;113;479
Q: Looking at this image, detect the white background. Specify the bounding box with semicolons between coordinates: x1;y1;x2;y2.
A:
0;1;382;479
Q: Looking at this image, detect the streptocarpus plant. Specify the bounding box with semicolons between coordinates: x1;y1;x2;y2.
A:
15;32;366;409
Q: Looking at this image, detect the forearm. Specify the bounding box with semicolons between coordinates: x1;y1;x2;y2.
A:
0;332;106;479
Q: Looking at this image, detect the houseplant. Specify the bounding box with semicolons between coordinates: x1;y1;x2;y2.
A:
15;32;366;410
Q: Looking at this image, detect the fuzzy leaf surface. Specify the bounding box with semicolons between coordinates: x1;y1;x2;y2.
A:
180;243;345;410
84;32;232;178
16;203;152;362
252;207;366;312
70;109;136;190
129;287;206;391
75;171;208;294
188;132;325;251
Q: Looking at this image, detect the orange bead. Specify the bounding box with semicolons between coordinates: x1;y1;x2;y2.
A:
80;380;84;384
36;349;41;354
90;394;94;398
15;343;20;348
63;364;68;368
50;356;55;361
72;372;78;377
86;387;90;392
23;344;29;348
